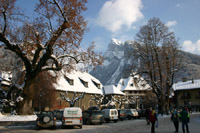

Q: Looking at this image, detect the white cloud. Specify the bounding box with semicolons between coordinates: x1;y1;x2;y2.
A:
96;0;143;32
166;21;177;27
181;40;200;55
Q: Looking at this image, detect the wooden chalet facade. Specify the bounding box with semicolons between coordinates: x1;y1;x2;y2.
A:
172;79;200;111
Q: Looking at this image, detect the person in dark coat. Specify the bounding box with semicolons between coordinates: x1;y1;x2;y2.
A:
145;108;150;125
179;107;190;133
171;108;179;133
149;107;158;133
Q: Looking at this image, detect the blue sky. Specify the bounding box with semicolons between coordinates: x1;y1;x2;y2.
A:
17;0;200;55
82;0;200;55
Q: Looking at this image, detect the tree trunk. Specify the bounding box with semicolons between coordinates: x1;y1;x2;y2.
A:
16;80;34;115
165;97;170;115
157;101;164;115
16;97;34;115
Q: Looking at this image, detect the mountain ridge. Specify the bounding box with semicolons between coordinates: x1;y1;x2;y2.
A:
90;38;200;85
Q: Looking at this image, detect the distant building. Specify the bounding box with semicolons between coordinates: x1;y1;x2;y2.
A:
117;73;154;109
52;70;104;111
103;85;125;109
0;71;12;99
0;71;12;91
172;79;200;111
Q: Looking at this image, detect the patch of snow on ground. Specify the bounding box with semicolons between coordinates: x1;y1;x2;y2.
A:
0;114;37;121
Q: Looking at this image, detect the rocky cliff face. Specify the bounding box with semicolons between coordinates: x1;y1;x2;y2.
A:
90;38;200;85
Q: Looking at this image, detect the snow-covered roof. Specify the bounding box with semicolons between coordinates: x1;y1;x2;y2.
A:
54;71;103;95
173;79;200;91
104;85;125;95
117;73;151;92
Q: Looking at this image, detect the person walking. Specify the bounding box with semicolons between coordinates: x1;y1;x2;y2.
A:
179;107;190;133
171;108;179;133
149;107;158;133
145;107;150;125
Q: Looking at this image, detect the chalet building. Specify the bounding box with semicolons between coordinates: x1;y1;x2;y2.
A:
0;71;12;91
117;73;154;109
172;79;200;111
53;70;103;111
0;71;12;99
103;85;125;109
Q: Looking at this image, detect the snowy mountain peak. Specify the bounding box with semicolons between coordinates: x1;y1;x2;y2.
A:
111;38;123;46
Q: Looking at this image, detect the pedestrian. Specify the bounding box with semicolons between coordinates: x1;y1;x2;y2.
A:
171;108;179;133
179;107;190;133
145;107;150;125
149;107;158;133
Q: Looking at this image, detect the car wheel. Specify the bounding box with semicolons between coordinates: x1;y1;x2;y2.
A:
114;120;118;123
36;125;40;130
128;116;131;120
51;126;56;129
79;125;82;129
105;119;110;123
43;116;50;123
86;119;90;125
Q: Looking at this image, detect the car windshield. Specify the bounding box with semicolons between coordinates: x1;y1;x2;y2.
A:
120;110;125;113
39;112;53;118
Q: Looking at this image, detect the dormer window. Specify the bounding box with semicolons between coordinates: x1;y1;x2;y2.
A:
92;80;101;89
64;75;74;86
79;78;88;88
130;83;134;87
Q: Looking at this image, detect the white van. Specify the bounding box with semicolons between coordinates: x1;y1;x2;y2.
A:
102;109;118;123
62;107;82;128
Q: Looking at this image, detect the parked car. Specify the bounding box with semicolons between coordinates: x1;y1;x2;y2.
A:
82;110;104;124
124;109;138;119
62;107;82;129
124;109;134;120
36;111;56;129
102;109;118;123
118;109;127;121
53;109;63;121
132;109;139;118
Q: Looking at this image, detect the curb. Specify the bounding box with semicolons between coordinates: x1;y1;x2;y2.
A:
0;121;35;126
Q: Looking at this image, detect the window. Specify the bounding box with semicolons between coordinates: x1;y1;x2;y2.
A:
182;92;191;99
79;78;88;88
92;80;101;89
130;83;134;87
64;75;74;85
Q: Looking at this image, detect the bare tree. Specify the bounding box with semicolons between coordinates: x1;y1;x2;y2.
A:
0;0;103;114
112;95;127;109
90;94;104;108
60;91;85;107
134;18;180;114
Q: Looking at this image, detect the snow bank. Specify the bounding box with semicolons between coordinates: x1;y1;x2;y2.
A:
0;114;37;121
